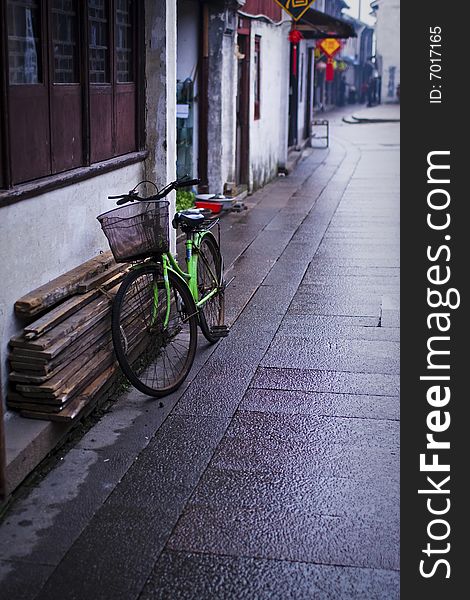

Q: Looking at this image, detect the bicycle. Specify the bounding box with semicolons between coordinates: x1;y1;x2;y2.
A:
97;177;229;397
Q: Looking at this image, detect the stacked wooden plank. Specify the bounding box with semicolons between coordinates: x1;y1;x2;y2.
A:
7;252;128;421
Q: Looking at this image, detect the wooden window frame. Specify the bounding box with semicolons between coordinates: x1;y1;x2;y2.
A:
0;0;145;202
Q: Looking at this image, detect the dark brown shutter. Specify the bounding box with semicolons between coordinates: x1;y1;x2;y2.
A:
114;0;135;155
89;0;113;162
7;0;51;184
50;0;83;173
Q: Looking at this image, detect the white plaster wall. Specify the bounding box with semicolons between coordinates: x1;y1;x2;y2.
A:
221;31;237;189
166;1;177;240
145;0;177;248
207;21;238;195
249;20;291;190
375;0;400;101
177;0;200;178
0;162;143;400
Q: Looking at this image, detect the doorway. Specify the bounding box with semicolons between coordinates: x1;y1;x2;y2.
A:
236;29;250;185
304;47;314;140
288;43;299;148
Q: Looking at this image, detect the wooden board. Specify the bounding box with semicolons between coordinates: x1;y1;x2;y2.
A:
9;328;113;384
9;351;49;364
7;400;65;413
18;364;119;421
23;272;124;339
16;337;113;395
17;347;115;400
19;396;90;421
7;390;69;407
77;263;126;293
15;251;115;317
9;360;50;373
9;317;112;369
10;291;114;352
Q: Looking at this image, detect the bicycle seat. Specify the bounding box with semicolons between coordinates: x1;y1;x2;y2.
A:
172;209;207;230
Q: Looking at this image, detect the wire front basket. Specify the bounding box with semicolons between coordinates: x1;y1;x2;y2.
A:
97;200;170;263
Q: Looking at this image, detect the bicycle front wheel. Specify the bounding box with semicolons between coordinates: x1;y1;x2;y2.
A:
112;266;197;397
197;233;225;343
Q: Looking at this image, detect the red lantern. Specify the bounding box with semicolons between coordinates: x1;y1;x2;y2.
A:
288;28;303;44
326;57;334;82
288;27;303;77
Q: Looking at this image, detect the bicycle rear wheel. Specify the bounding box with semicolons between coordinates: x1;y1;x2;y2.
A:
112;265;197;397
197;233;225;343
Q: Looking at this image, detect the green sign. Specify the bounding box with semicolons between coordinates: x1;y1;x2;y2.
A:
274;0;316;21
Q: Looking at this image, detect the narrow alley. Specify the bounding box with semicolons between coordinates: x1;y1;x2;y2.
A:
0;106;400;600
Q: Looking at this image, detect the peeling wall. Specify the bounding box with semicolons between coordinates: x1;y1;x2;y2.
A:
205;9;291;194
206;9;238;194
145;0;177;245
249;20;290;190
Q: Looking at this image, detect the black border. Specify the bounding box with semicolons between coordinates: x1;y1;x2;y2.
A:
401;1;468;596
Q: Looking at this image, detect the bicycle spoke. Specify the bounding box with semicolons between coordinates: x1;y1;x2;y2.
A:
197;236;224;343
113;267;197;396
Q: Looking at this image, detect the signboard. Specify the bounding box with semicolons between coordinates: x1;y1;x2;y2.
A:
274;0;316;21
318;38;341;57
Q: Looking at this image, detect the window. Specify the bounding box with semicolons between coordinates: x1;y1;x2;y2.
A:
8;0;43;84
1;0;140;189
254;35;261;120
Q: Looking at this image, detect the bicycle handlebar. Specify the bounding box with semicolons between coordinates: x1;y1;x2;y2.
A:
108;177;200;205
174;178;199;189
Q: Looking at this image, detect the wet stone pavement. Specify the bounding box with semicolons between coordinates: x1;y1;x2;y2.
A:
0;106;400;600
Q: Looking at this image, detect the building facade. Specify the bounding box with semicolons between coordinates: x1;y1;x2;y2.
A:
0;0;359;498
370;0;400;102
0;0;178;496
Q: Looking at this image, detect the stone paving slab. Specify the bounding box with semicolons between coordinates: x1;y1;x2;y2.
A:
33;415;230;600
212;432;399;482
167;503;399;571
277;315;399;342
305;264;399;279
302;273;400;290
189;467;399;518
303;255;400;268
261;336;399;374
0;560;54;599
251;367;400;397
225;411;399;452
142;551;400;600
240;389;399;421
287;287;383;318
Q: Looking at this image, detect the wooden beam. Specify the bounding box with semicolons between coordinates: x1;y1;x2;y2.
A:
14;252;115;317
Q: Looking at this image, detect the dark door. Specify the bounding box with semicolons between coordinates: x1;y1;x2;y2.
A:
236;32;249;185
304;47;314;140
288;43;298;148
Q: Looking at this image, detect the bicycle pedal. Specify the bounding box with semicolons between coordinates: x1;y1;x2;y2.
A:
209;325;230;338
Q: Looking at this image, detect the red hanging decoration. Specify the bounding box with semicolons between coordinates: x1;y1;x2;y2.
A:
288;26;303;77
326;57;334;82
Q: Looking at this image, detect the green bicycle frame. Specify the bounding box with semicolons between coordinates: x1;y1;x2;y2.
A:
133;230;220;328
